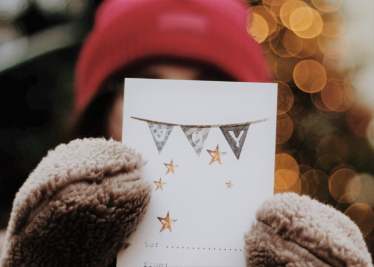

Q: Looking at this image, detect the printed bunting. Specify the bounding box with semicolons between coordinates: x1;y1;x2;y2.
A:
181;127;210;156
134;117;265;159
220;125;250;159
148;123;173;153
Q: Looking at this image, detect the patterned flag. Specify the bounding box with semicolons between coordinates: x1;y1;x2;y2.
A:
148;123;173;153
220;125;250;159
181;127;210;156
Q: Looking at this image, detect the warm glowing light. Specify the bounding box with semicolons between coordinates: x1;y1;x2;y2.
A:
321;9;346;37
321;81;354;112
295;37;318;58
344;203;374;237
248;13;269;43
274;169;301;194
312;0;343;13
280;0;309;29
294;60;327;93
251;5;278;35
276;114;294;144
276;80;294;115
275;153;299;175
282;30;304;57
269;29;292;57
290;7;314;32
318;34;350;59
275;57;300;82
291;7;323;39
270;0;290;19
329;168;361;202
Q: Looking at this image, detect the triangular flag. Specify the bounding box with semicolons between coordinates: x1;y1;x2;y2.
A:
181;127;210;156
220;125;250;159
148;123;173;153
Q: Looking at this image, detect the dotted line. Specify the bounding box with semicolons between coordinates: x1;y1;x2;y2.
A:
166;246;242;252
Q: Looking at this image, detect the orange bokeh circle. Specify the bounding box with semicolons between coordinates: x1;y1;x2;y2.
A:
290;7;323;39
344;203;374;237
294;60;327;93
248;13;269;43
329;168;361;202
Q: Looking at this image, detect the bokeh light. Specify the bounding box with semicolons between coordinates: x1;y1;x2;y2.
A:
321;81;354;112
345;203;374;237
275;153;299;175
294;60;327;93
248;0;374;252
280;0;309;30
291;7;323;39
329;168;361;202
248;13;269;43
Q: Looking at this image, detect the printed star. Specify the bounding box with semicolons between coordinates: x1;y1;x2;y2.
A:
154;178;166;191
207;145;227;165
226;181;234;189
157;212;177;232
165;160;178;174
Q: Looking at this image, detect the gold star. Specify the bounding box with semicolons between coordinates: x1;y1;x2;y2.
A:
226;181;233;189
164;160;178;174
207;145;227;165
154;178;166;191
157;212;177;232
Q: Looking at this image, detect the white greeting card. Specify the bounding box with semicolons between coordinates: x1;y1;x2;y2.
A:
118;79;277;267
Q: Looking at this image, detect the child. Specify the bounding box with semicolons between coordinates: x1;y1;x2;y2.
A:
0;0;371;266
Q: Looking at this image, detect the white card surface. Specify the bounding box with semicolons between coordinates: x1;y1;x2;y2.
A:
118;78;278;267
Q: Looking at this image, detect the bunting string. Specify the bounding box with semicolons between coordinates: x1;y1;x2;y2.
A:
131;117;268;128
131;116;268;159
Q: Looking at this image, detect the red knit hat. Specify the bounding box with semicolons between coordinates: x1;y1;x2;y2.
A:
75;0;269;111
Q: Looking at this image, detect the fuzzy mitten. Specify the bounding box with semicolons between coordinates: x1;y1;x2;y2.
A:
244;193;373;267
0;138;152;267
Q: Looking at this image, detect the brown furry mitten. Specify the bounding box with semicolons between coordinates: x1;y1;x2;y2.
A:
244;193;373;267
0;138;152;267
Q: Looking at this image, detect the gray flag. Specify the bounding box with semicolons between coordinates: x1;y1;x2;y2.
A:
181;127;210;156
220;125;250;159
148;123;173;153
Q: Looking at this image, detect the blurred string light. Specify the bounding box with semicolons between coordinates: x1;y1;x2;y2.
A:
246;0;374;239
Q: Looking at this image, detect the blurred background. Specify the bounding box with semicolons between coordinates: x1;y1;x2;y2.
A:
0;0;373;260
